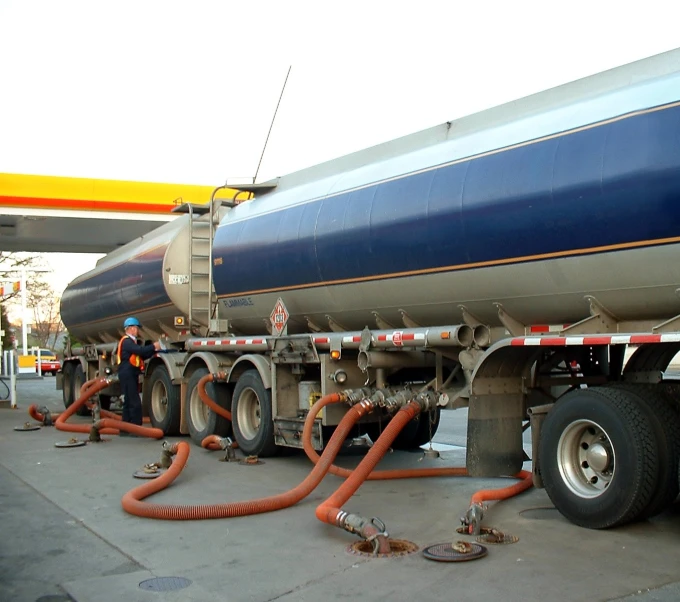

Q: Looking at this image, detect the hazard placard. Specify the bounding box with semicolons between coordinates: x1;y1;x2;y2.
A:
270;298;289;336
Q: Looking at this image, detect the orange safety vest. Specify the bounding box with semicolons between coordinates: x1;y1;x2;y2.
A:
116;336;144;370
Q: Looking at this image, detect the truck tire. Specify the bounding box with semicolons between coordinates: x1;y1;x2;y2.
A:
608;383;680;518
392;408;441;450
62;363;75;408
186;367;232;446
145;367;181;435
539;387;659;529
71;364;90;416
232;370;278;457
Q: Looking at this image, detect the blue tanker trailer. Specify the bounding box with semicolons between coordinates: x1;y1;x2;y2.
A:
61;48;680;531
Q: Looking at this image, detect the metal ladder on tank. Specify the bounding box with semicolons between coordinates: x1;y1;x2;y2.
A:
173;200;220;336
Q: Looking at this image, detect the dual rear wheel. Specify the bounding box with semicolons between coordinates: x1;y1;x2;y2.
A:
539;384;680;529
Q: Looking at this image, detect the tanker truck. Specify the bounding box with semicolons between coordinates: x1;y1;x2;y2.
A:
60;48;680;531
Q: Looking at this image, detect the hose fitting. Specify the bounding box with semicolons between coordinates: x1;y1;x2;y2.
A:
460;502;485;535
382;388;416;412
342;387;375;405
340;513;390;554
89;424;102;442
160;447;174;469
414;390;440;413
39;406;53;426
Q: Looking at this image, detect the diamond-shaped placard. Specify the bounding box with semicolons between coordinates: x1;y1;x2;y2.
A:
270;297;289;336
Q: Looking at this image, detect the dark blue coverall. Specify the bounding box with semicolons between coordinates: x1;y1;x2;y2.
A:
117;336;157;425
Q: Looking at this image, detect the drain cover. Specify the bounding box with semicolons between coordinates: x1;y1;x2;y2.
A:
239;456;264;466
55;440;86;448
422;542;488;562
139;576;192;592
14;423;40;431
133;468;166;479
347;538;419;558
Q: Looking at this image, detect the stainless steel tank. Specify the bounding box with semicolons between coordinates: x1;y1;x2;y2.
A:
60;213;214;341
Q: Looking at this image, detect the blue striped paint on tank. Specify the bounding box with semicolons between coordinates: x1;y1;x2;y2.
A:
211;102;680;298
60;245;170;330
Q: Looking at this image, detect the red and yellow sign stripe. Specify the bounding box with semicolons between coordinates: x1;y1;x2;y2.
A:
0;173;241;214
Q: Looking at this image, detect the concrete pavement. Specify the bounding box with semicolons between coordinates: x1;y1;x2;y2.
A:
1;377;679;602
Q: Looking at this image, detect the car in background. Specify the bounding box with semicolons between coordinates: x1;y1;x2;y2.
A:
29;348;61;376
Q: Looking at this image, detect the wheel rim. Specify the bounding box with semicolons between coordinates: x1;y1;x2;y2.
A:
557;418;615;498
151;379;169;422
237;387;261;440
189;385;209;432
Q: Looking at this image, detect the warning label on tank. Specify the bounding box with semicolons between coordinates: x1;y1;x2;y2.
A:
169;274;190;285
270;298;289;336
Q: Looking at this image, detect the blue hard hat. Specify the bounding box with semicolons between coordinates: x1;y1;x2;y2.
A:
123;317;141;328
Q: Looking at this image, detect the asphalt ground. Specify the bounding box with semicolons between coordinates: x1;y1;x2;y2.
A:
1;376;679;602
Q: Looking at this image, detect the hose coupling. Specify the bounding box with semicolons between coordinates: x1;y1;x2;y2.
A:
414;390;439;412
160;447;174;469
89;424;102;442
215;436;236;450
212;371;228;383
382;388;416;412
342;387;375;405
364;517;389;554
40;407;53;426
367;387;397;406
460;503;485;536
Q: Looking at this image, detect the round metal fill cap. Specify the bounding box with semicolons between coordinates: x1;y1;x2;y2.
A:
422;542;488;562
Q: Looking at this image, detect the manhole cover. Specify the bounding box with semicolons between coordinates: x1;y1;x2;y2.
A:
422;542;488;562
14;423;40;431
347;538;419;558
55;440;87;448
139;576;192;592
519;506;559;520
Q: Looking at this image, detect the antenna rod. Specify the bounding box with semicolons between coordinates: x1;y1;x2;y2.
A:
253;65;291;183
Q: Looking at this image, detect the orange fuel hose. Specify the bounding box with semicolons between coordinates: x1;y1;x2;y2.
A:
120;397;374;519
316;400;421;552
201;434;238;451
197;372;231;421
304;393;533;510
54;378;120;435
47;377;162;438
29;401;149;424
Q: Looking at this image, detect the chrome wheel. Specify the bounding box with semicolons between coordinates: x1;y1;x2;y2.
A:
189;385;209;433
236;387;261;441
557;419;614;498
151;379;169;422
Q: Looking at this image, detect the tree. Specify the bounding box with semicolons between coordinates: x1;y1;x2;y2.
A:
0;252;47;302
0;303;14;351
0;252;58;349
30;291;64;349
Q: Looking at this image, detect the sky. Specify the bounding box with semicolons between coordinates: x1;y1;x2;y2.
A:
1;0;679;295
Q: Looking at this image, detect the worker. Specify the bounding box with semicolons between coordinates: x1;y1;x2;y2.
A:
116;317;161;433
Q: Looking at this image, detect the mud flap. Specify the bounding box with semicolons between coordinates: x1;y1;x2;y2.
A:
466;393;524;477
